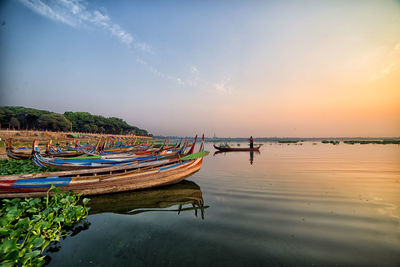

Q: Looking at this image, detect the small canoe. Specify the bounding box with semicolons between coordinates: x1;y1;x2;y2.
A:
213;144;261;152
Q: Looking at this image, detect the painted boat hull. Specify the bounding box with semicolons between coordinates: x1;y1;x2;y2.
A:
0;157;203;198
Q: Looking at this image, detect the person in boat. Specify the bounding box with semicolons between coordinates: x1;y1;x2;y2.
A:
250;136;254;149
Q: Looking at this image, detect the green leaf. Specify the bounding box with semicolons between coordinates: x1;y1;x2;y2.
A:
6;206;19;218
3;249;19;261
0;239;18;254
82;198;90;205
0;261;15;267
31;237;45;248
24;250;41;258
0;227;9;236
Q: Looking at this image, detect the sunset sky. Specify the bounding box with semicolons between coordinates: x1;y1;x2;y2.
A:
1;0;399;137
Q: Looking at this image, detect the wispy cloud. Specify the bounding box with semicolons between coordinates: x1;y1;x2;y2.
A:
190;66;199;75
18;0;227;89
214;82;232;95
185;65;233;95
19;0;150;52
370;63;396;81
370;42;400;81
394;42;400;51
213;75;232;95
136;58;185;85
19;0;78;27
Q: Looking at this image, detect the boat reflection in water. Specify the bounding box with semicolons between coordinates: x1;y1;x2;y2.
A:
213;150;261;165
88;180;208;219
44;181;206;264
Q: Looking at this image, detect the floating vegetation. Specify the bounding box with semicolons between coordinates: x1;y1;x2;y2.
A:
0;159;57;176
321;140;340;145
0;186;90;266
343;140;400;145
278;140;299;144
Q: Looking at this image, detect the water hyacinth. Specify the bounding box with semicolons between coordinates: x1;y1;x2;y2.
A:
0;159;57;176
0;186;90;266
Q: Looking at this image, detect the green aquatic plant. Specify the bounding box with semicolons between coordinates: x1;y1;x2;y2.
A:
278;140;299;144
321;140;340;145
0;186;90;266
0;159;58;176
343;140;400;145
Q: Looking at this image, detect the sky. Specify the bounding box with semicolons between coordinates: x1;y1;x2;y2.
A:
0;0;399;137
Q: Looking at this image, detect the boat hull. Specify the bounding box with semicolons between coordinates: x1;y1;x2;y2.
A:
213;144;261;151
0;158;203;198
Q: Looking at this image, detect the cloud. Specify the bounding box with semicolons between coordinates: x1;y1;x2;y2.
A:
136;57;184;85
134;42;153;54
18;0;221;89
369;42;400;81
214;75;233;95
370;63;396;81
191;66;199;75
18;0;151;52
19;0;78;27
213;77;232;95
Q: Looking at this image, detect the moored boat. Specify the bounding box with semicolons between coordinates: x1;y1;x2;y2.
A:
213;144;261;151
0;135;208;198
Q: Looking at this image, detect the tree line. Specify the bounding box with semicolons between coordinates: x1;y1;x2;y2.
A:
0;106;151;136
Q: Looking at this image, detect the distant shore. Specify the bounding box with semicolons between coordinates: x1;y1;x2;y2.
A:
155;136;400;142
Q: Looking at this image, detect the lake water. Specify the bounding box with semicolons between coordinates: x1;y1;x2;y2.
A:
46;142;400;266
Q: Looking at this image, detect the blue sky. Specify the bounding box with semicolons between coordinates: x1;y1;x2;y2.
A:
1;0;399;137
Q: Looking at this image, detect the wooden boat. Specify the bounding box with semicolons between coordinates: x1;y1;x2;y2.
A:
88;180;206;218
213;144;261;152
32;139;190;171
6;144;32;160
46;143;85;157
6;139;85;160
0;135;208;198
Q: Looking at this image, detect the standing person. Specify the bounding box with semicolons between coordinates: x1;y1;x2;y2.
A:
250;136;254;149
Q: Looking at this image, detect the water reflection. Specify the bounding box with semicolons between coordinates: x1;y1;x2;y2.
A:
44;181;206;265
45;219;91;265
214;150;261;165
88;180;208;219
45;142;400;266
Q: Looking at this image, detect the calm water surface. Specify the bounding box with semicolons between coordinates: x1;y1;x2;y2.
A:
47;142;400;266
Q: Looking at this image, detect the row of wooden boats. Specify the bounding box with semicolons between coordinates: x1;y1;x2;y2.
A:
1;135;209;198
5;138;158;160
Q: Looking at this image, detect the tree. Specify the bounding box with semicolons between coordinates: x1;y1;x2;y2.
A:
9;117;20;130
0;106;151;135
37;114;72;131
